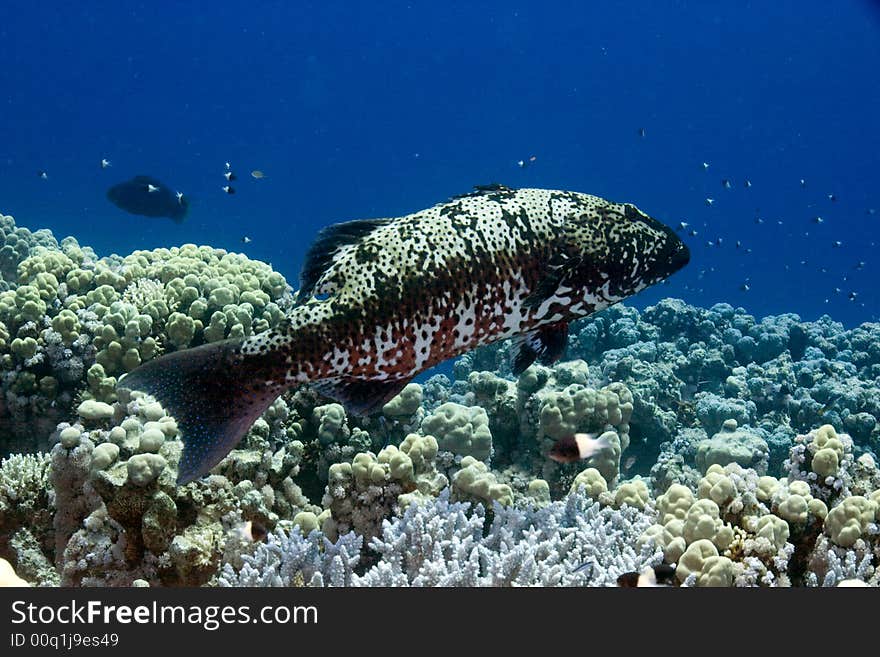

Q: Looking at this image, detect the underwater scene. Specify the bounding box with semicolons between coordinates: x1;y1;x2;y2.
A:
0;2;879;589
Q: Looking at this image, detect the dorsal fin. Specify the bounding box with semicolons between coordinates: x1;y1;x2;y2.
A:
132;175;163;186
299;217;391;297
450;183;515;200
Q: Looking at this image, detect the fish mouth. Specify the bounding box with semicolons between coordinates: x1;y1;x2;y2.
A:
624;204;690;279
667;238;690;275
652;214;690;278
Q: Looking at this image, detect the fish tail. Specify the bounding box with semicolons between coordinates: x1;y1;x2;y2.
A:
118;338;285;484
595;431;614;452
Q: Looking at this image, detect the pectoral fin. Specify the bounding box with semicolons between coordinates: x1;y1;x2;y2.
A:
510;321;570;375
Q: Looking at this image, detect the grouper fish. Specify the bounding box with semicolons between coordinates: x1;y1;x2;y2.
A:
119;185;689;483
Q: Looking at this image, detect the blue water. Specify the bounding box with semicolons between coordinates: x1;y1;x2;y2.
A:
1;1;878;326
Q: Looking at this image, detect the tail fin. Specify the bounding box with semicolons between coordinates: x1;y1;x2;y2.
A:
118;338;284;484
595;432;613;453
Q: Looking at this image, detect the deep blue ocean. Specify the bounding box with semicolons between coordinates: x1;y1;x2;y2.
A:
1;1;878;326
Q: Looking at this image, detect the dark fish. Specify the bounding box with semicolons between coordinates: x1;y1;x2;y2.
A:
107;175;188;223
119;185;689;483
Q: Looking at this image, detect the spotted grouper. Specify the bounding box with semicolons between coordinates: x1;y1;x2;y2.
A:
119;185;689;483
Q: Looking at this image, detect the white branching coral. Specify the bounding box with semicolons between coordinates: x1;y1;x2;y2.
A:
219;490;660;587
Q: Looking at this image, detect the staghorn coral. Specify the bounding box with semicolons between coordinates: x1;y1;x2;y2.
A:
219;489;660;587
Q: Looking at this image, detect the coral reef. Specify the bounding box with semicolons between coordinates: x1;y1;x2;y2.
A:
2;214;880;587
0;213;293;455
219;490;660;587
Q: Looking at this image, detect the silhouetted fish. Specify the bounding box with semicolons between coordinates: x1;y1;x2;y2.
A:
107;175;188;223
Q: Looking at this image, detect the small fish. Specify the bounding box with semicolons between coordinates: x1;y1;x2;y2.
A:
721;179;731;189
224;171;236;181
689;229;698;237
38;170;48;180
146;184;159;193
637;127;646;138
832;240;842;248
735;240;742;248
119;186;688;483
251;170;266;179
222;185;235;194
225;161;231;170
813;216;824;224
849;291;858;301
101;158;112;169
741;283;750;292
242;236;252;244
571;561;594;575
702;162;710;170
716;237;723;246
705;198;714;206
548;432;613;464
617;564;676;588
231;520;268;543
678;221;689;230
175;191;184;204
827;193;837;202
800;178;806;187
743;179;752;188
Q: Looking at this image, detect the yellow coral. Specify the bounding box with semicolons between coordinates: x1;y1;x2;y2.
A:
570;467;608;498
824;496;878;547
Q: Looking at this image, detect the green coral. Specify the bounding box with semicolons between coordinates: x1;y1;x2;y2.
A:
0;228;294;452
451;456;513;507
421;402;493;460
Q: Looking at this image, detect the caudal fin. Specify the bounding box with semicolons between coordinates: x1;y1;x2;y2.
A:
118;338;283;484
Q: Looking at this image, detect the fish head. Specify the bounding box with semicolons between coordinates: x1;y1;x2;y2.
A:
548;435;581;464
565;199;690;304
